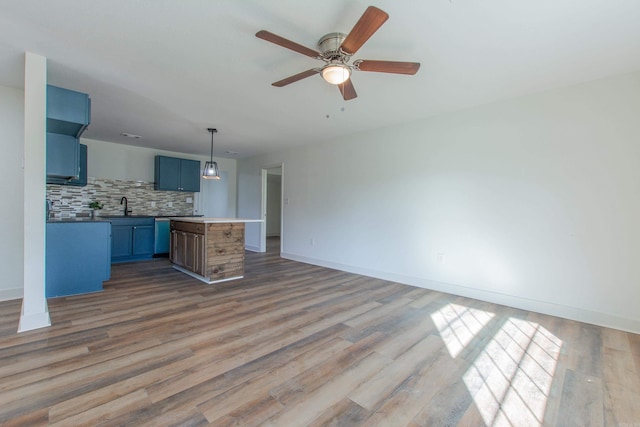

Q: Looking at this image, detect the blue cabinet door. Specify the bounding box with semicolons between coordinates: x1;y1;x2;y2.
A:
133;225;154;256
47;85;91;137
179;159;201;192
46;222;111;298
111;225;133;259
46;133;79;179
155;156;180;191
48;143;87;186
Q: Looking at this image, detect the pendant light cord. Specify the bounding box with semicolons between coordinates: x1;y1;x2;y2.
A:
208;128;217;162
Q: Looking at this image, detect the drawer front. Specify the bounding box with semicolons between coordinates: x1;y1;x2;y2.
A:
170;220;205;235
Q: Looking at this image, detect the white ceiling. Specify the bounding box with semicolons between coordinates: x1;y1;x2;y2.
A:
1;0;640;159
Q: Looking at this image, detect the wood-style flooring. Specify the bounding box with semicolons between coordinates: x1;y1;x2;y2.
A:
1;237;640;426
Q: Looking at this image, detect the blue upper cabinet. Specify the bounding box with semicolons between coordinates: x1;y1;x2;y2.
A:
46;85;91;181
154;155;201;192
46;133;80;179
46;85;91;137
47;143;87;186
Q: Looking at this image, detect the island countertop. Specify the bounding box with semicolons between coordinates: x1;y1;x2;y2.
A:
168;217;263;224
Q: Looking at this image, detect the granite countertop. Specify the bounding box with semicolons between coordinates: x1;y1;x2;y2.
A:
47;214;203;223
168;217;264;224
47;217;112;223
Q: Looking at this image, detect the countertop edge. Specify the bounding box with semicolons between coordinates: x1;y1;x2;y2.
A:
168;217;264;224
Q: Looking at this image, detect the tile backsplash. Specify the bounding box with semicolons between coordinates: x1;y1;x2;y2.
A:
46;178;195;218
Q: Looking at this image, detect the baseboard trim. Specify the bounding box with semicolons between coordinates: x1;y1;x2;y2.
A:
245;245;261;253
0;288;23;302
172;265;243;285
281;252;640;334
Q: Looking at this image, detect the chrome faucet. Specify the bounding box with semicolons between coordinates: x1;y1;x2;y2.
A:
120;196;132;216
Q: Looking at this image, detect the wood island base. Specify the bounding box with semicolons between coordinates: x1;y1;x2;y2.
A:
169;218;262;283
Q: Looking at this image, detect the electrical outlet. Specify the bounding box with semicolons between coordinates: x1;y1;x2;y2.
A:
284;197;289;205
150;201;156;208
167;202;173;207
186;197;193;203
437;253;446;265
310;237;315;246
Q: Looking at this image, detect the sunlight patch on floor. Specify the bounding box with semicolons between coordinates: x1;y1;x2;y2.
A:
463;318;563;426
431;303;495;358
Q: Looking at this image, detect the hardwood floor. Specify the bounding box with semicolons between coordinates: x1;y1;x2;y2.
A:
1;239;639;426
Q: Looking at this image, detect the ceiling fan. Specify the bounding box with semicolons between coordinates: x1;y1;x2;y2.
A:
256;5;420;101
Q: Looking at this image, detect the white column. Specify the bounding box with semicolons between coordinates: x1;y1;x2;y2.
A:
18;52;50;332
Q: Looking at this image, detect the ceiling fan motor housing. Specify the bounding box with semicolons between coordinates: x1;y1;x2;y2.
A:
318;32;348;60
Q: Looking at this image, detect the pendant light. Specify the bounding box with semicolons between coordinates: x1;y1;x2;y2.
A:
202;128;221;180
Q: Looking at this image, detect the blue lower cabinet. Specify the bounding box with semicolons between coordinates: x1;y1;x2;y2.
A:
46;222;111;298
110;217;155;263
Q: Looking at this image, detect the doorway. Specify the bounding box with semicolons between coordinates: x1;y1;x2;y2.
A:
260;165;283;253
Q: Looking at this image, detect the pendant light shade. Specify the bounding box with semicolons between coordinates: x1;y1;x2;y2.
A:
203;128;221;180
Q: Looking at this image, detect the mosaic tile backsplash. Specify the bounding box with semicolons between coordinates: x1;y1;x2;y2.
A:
46;178;195;218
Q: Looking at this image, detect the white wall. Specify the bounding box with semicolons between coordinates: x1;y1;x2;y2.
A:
81;138;237;217
0;85;25;301
238;70;640;333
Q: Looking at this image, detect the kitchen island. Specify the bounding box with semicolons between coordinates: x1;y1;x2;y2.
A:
169;217;263;284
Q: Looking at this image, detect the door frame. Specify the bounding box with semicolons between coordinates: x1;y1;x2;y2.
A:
260;163;284;253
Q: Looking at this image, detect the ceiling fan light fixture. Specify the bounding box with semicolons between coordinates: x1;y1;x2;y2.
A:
203;128;221;180
321;63;351;85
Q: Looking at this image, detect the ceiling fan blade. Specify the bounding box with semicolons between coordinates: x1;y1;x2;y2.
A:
340;6;389;55
338;79;358;101
356;60;421;75
272;69;319;87
256;30;320;59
